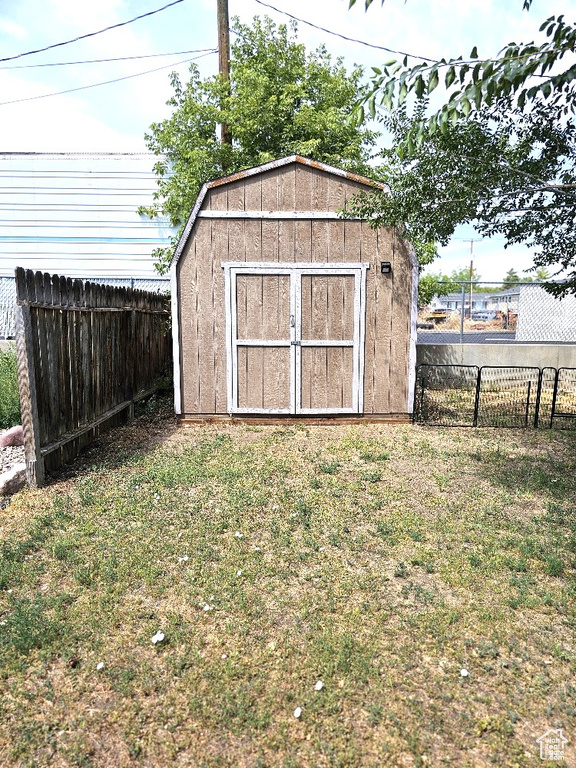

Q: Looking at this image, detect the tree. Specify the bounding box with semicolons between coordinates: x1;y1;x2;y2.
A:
502;268;520;289
141;17;379;271
343;1;576;295
450;266;481;284
534;266;551;281
418;272;457;307
350;1;576;132
417;266;480;306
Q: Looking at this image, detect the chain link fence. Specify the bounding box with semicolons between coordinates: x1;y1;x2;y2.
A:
418;282;576;344
0;275;169;338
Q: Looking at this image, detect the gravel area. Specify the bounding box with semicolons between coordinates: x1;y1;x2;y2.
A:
0;442;25;474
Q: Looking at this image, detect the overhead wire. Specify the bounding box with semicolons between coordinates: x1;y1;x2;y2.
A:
251;0;436;62
0;49;216;70
0;0;187;64
252;0;556;70
0;50;217;107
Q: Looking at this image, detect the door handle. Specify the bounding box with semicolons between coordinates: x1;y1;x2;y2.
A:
290;314;295;328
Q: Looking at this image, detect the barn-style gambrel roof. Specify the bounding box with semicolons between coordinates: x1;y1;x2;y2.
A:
171;154;387;268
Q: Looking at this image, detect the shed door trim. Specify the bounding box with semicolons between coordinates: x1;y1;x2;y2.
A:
223;262;368;415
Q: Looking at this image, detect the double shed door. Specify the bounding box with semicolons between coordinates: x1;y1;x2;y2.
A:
224;263;368;415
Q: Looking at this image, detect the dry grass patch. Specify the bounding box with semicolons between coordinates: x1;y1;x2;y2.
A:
0;399;575;766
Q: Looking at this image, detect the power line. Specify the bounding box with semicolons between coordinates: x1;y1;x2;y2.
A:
251;0;436;62
0;0;187;64
0;49;216;71
252;0;552;71
0;50;217;108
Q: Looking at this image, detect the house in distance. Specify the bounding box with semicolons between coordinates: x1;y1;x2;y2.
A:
170;155;418;421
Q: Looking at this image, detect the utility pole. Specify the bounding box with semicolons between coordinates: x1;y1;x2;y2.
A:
217;0;232;146
468;238;480;319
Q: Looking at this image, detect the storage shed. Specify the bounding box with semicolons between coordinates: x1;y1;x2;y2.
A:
171;155;418;421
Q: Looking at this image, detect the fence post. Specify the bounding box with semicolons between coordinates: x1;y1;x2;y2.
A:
14;303;45;487
550;368;560;428
459;283;465;344
414;365;426;423
534;369;543;428
472;366;482;427
524;381;532;428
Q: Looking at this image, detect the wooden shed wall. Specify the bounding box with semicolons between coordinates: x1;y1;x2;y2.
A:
177;164;414;417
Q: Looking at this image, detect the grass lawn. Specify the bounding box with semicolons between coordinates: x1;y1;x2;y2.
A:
0;398;575;767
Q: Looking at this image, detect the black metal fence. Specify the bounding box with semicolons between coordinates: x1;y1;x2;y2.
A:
414;364;576;428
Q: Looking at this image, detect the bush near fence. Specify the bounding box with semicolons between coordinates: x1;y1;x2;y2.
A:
0;347;20;429
15;268;171;486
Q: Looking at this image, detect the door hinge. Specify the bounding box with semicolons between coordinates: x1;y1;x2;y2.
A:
291;340;301;346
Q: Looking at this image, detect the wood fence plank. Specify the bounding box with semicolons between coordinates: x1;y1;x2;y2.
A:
14;268;45;486
13;270;170;484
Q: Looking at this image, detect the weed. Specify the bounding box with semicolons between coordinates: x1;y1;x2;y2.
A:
368;703;384;725
0;596;64;656
394;561;408;578
318;461;340;475
361;470;382;483
546;555;565;577
360;451;389;462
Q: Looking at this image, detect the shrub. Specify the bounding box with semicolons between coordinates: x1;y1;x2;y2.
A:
0;346;21;429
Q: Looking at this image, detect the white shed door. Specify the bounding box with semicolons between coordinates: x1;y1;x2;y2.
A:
224;263;368;415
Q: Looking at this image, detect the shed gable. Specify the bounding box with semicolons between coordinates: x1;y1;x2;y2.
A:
172;155;385;267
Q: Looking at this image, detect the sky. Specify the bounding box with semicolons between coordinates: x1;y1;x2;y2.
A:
0;0;575;282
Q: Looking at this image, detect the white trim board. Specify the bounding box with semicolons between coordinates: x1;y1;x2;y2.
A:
222;262;370;271
170;263;182;415
407;249;419;415
198;210;361;220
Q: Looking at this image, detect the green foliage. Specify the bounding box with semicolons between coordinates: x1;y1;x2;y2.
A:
502;268;520;289
142;17;380;273
345;100;576;294
0;347;21;430
417;274;455;307
351;3;576;132
450;266;481;283
343;2;576;294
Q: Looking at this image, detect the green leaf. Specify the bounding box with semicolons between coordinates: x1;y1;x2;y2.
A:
473;85;483;109
470;46;479;59
414;76;425;99
428;69;439;93
368;94;376;118
445;67;456;88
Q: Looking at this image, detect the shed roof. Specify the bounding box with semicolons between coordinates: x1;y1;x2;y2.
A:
171;155;386;267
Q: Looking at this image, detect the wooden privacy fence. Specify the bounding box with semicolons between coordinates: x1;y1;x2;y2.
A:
15;268;171;486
